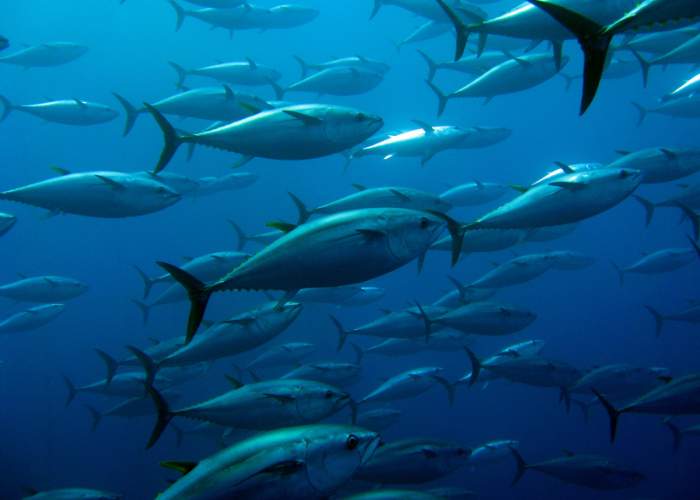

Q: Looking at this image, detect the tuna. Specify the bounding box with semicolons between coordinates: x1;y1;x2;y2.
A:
0;96;117;125
0;42;88;68
0;276;88;302
0;303;65;334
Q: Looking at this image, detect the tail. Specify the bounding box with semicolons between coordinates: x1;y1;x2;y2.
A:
144;102;184;174
349;342;364;365
84;405;102;432
630;50;650;88
131;299;152;326
677;204;700;241
426;80;448;117
631;102;647;127
688;234;700;259
559;72;577;92
369;0;382;19
463;347;482;386
447;276;468;304
269;79;285;100
412;301;433;342
592;388;621;443
508;446;528;486
168;0;186;31
431;376;456;406
664;419;683;454
94;348;118;385
559;386;571;414
228;219;249;250
426;210;465;266
288;191;311;224
156;262;211;343
527;0;610;115
145;384;173;449
62;374;77;407
0;94;14;121
168;61;188;90
293;55;310;78
112;92;140;136
133;265;156;299
644;305;664;337
572;399;591;424
127;345;158;388
435;0;469;61
417;49;438;82
633;195;655;227
330;315;349;351
610;260;624;287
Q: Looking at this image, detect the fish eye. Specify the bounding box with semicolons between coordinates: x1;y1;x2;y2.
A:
346;434;359;450
355;113;366;121
419;217;429;229
619;170;630;179
324;390;334;399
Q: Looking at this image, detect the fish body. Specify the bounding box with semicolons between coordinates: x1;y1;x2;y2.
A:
439;181;510;207
433;301;537;335
0;303;64;333
0;42;88;67
247;342;316;370
0;97;117;125
360;366;451;404
607;147;700;183
22;488;121;500
284;67;384;96
0;276;87;302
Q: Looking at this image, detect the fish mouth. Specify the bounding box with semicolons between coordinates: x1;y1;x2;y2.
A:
361;434;382;465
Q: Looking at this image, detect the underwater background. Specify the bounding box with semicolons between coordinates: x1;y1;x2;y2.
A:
1;0;700;498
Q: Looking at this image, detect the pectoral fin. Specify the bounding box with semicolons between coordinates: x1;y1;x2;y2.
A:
284;109;322;125
550;181;585;191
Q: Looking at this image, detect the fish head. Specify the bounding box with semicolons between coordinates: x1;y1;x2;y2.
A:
417;442;471;471
135;179;182;209
296;383;352;420
67;278;90;295
582;168;643;195
499;305;537;328
304;425;380;495
326;107;383;146
384;210;447;261
274;5;320;22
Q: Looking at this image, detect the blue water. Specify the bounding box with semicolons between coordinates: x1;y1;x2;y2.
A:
2;0;700;498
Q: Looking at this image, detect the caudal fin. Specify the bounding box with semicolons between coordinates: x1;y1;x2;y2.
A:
330;315;350;351
644;305;664;337
427;210;465;266
144;103;184;174
156;262;211;343
62;374;77;407
610;260;624;287
435;0;469;61
349;342;364;365
168;61;189;90
426;80;449;117
632;195;655;227
630;50;651;88
84;404;102;432
133;265;156;299
631;102;648;127
417;49;438;82
527;0;609;115
369;0;382;19
112;92;140;136
431;375;456;406
664;419;683;453
677;204;700;241
131;299;152;326
412;300;433;342
509;446;528;486
126;345;158;389
0;94;14;121
227;219;249;251
463;347;482;386
167;0;186;31
592;388;621;443
293;55;310;78
145;384;173;449
94;348;118;385
288;192;311;224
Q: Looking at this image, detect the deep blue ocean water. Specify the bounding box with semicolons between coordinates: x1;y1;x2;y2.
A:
1;0;700;498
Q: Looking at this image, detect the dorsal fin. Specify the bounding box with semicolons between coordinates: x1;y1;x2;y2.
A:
94;174;125;190
50;165;71;176
266;220;297;233
352;183;367;192
225;374;244;389
616;149;631;156
222;84;235;101
73;98;87;108
412;119;433;133
160;461;198;475
246;57;257;70
554;162;574;173
390;189;411;202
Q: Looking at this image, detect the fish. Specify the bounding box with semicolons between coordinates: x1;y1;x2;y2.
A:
357;408;401;431
281;361;362;387
0;303;64;334
0;96;117;125
190;172;258;196
290;285;385;306
290;186;451;223
633;94;700;125
594;374;700;442
168;1;319;33
359;330;472;357
276;67;384;98
158;424;380;500
510;448;644;489
467;253;556;289
432;228;528;257
0;171;181;218
645;303;700;336
294;55;390;78
545;250;596;270
62;370;173;406
169;59;281;89
371;0;485;23
21;487;122;500
618;26;700;55
607;147;700;184
117;337;186;368
229;220;286;250
0;35;7;51
0;275;87;302
427;53;568;116
0;42;88;68
454;126;512;149
635;34;700;86
247;342;316;371
113;87;271;136
180;0;247;7
0;212;16;236
158;208;461;342
468;439;520;466
144;378;354;448
331;304;445;350
155;302;303;367
146;103;383;173
466;168;642;230
431;277;495;308
525;0;700;113
439;180;511;207
394;21;451;51
356;438;471;484
567;364;671;403
419;49;510;82
431;301;536;336
612;247;699;286
524;223;578;242
663;70;700;101
132;250;250;300
350;123;476;166
664;419;700;453
340;489;442;500
84;390;183;430
359;366;454;405
456;340;546;387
